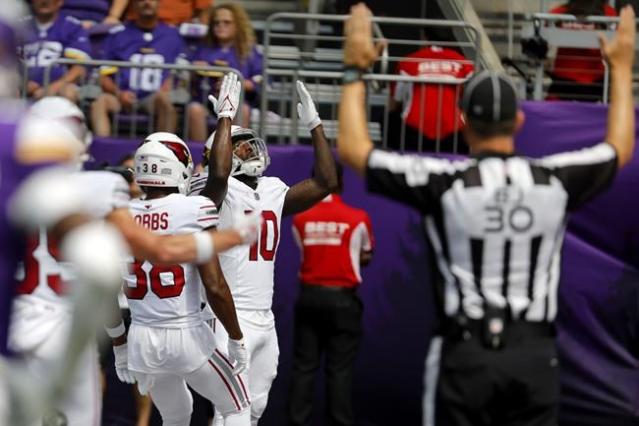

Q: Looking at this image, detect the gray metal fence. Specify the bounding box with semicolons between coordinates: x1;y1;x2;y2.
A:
257;13;481;153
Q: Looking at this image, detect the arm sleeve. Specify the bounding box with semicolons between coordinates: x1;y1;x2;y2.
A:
366;149;459;214
110;175;131;210
536;142;618;211
64;23;91;60
193;196;220;230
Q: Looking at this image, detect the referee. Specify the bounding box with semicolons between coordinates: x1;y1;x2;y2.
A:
336;4;636;426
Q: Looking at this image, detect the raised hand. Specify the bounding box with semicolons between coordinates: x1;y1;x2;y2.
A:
599;5;636;72
343;3;384;70
208;72;242;120
296;81;322;131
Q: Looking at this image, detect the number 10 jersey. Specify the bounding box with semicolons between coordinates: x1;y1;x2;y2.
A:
190;175;289;311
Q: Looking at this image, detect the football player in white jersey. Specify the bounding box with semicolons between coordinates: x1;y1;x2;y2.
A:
9;98;256;426
117;137;255;426
189;73;339;425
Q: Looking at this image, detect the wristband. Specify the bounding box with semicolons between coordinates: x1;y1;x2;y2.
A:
342;66;365;85
105;321;126;338
194;231;215;264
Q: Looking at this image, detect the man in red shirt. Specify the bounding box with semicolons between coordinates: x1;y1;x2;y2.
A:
548;0;617;101
391;41;474;153
287;164;374;426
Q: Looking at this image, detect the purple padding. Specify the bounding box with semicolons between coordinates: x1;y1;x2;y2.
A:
89;100;639;425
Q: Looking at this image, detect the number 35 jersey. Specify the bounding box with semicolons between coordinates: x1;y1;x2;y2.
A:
190;175;289;311
10;171;130;352
124;194;218;328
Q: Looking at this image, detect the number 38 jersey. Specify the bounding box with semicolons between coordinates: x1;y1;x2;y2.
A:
189;175;289;311
124;194;218;327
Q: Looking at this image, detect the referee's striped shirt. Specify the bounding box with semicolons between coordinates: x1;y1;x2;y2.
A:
366;143;618;322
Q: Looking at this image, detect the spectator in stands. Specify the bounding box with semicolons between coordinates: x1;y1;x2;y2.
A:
61;0;130;29
127;0;212;26
21;0;91;103
390;30;474;153
186;3;263;141
548;0;617;102
90;0;185;137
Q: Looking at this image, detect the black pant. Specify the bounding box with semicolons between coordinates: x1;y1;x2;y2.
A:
288;284;363;426
435;321;559;426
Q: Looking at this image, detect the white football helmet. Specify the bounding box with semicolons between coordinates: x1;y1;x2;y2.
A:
135;133;193;194
28;97;93;158
202;126;269;177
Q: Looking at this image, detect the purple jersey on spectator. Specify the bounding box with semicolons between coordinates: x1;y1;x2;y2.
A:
20;14;91;85
61;0;111;23
190;44;263;103
100;22;186;99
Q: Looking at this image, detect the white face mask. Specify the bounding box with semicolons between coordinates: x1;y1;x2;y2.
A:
231;138;270;177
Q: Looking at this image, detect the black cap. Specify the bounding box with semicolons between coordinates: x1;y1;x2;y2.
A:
461;71;518;124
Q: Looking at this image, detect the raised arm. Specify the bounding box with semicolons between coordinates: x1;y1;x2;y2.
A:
104;0;129;24
337;3;383;176
201;72;242;207
599;5;636;168
283;81;339;216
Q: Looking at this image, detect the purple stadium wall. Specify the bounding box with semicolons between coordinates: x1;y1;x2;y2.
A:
91;100;639;426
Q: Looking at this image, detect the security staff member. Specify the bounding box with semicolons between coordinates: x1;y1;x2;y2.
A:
287;164;374;426
336;4;636;426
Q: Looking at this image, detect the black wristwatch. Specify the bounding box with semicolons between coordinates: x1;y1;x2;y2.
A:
342;66;366;85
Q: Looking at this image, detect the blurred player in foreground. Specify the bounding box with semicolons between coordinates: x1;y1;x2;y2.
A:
189;73;339;425
0;5;130;425
111;135;256;426
9;99;260;425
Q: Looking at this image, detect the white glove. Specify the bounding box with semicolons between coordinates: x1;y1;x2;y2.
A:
208;72;241;120
296;80;322;131
113;344;136;384
233;211;262;244
228;338;249;375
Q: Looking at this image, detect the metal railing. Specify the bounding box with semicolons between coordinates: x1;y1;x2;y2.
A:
259;13;481;153
33;58;244;139
520;14;639;103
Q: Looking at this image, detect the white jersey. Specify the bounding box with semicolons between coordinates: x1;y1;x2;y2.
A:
10;171;130;352
124;193;218;328
189;174;289;310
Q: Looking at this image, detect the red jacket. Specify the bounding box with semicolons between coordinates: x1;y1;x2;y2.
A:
394;46;474;140
292;195;374;288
